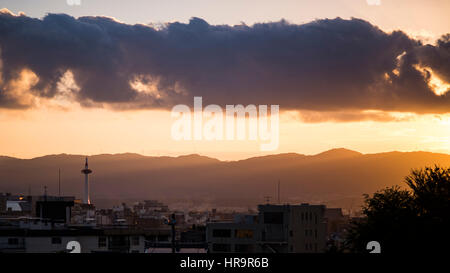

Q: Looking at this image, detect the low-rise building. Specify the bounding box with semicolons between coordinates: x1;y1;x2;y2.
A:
0;219;146;253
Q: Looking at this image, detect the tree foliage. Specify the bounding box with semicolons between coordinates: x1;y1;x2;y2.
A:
345;166;450;253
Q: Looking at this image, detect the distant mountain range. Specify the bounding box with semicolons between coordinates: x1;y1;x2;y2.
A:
1;148;449;210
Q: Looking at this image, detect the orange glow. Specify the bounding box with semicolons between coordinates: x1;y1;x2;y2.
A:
0;106;449;160
414;65;450;96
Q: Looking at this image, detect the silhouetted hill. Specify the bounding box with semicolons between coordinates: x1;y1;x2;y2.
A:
0;149;449;209
312;148;363;160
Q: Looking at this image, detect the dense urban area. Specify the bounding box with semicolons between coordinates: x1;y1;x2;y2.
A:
0;158;355;253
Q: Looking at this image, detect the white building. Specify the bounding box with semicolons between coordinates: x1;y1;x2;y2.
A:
0;218;146;253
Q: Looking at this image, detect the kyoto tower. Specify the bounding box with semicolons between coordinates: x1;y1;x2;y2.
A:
81;157;92;204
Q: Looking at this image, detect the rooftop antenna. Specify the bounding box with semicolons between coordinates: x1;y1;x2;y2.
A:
28;185;31;196
277;180;280;204
44;185;48;202
58;168;61;197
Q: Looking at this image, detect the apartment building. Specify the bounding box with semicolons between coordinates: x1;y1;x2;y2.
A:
207;203;328;253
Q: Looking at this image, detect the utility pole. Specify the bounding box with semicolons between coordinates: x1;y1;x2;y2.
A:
166;213;177;253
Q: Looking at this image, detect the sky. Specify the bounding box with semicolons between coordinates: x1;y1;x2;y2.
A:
0;0;449;160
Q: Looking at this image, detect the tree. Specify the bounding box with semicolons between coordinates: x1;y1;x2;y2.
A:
345;166;450;253
405;166;450;220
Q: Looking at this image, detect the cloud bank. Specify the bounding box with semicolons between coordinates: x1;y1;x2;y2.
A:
0;9;449;116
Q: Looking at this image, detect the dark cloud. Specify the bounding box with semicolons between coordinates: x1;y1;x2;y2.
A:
0;10;449;115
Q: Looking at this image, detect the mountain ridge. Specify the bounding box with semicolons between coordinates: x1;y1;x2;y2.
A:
2;148;448;162
1;148;449;210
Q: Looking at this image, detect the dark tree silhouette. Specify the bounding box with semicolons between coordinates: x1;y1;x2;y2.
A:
405;166;450;220
345;166;450;253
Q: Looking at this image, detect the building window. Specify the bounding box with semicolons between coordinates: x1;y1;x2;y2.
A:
51;237;62;244
264;212;283;224
235;244;252;252
235;229;253;239
305;229;308;236
8;238;19;245
98;236;107;248
157;235;169;242
315;229;317;239
132;236;140;246
289;230;293;237
212;243;231;252
212;229;231;238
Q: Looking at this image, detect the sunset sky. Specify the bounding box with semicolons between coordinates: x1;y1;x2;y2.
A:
0;0;449;160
